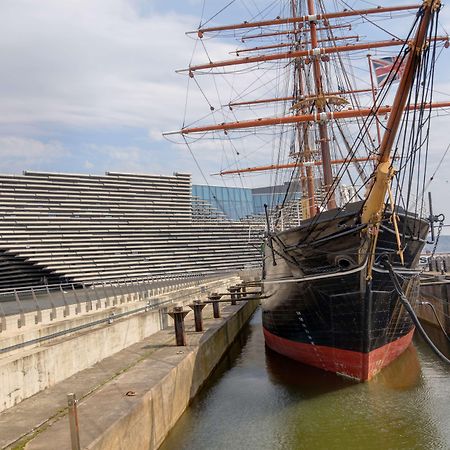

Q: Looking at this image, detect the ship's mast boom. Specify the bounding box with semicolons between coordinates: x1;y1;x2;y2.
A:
178;37;447;73
227;88;373;108
216;157;377;176
189;4;420;35
163;101;450;136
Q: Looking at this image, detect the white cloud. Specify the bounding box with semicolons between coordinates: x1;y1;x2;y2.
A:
0;0;213;133
0;136;68;171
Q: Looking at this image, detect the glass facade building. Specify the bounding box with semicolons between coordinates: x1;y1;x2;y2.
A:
192;185;254;221
192;182;301;221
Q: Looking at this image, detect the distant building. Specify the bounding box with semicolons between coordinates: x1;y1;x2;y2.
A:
0;171;262;289
193;181;302;221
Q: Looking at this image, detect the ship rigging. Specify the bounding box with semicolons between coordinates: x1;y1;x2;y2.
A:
164;0;449;380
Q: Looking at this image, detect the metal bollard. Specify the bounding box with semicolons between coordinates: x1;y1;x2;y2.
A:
443;258;448;273
189;300;206;332
208;293;221;318
67;393;81;450
228;286;237;305
168;306;190;346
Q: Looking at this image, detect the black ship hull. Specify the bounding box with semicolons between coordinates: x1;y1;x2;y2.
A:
262;201;428;381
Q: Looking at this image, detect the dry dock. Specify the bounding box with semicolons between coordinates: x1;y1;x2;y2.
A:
0;279;258;450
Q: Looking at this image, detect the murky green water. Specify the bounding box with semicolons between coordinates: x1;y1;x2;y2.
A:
160;309;450;450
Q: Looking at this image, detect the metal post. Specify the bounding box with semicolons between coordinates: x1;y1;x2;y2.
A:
228;286;237;305
167;306;190;346
108;282;118;306
67;393;81;450
31;287;43;324
45;285;58;320
235;285;242;301
189;301;206;332
101;283;111;308
117;281;126;304
92;284;102;310
125;278;133;302
71;284;82;314
241;284;247;299
208;293;221;318
14;289;26;328
0;300;7;332
82;283;92;312
59;285;70;317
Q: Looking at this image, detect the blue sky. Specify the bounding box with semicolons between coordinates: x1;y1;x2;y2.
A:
0;0;449;229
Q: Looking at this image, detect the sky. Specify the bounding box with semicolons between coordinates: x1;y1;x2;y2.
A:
0;0;449;230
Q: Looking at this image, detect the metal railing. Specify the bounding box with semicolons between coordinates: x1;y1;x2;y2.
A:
0;270;238;333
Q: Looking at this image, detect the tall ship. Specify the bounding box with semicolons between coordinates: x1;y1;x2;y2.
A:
165;0;449;380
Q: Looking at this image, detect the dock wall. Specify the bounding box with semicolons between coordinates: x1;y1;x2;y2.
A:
0;276;239;412
418;278;450;333
87;299;257;450
23;298;258;450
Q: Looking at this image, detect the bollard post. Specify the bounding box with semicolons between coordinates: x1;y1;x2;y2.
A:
67;393;81;450
189;300;206;332
241;283;247;299
208;293;221;318
167;306;190;346
235;285;242;301
228;286;237;305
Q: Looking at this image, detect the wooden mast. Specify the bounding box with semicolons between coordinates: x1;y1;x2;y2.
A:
361;0;441;224
306;0;335;209
292;0;316;217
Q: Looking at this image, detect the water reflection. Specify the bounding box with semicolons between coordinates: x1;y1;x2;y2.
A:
160;309;450;450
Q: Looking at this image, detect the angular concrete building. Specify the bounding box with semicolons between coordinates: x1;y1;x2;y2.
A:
0;171;262;289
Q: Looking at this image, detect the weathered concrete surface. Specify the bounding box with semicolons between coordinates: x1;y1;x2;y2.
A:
419;278;450;333
20;299;257;450
0;277;239;412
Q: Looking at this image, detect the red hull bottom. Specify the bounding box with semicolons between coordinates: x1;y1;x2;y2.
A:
263;328;415;381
